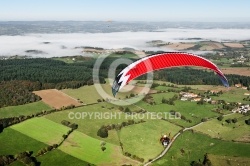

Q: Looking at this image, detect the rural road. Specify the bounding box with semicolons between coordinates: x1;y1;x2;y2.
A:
144;112;235;166
143;122;204;166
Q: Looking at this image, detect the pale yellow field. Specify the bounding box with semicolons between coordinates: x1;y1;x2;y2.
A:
200;42;225;50
165;43;195;50
221;67;250;76
223;42;244;48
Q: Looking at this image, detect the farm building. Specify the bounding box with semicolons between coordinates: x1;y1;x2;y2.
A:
232;104;250;114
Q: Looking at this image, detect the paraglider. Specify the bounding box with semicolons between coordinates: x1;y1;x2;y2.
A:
160;132;172;147
112;52;229;97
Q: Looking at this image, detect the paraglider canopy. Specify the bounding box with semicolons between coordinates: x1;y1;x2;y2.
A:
112;52;229;97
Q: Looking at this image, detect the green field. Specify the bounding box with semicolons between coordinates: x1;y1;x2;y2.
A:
61;80;148;105
151;92;177;104
154;85;181;92
37;149;93;166
109;53;138;58
45;102;135;145
0;128;46;155
153;131;250;166
194;114;250;141
0;101;51;118
58;130;138;166
211;57;234;67
135;98;220;127
1;81;249;166
61;85;102;104
53;57;75;63
120;119;182;162
208;154;250;166
10;117;70;145
212;88;250;104
61;83;132;104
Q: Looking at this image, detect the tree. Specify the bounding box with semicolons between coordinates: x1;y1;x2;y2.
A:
201;117;208;122
181;115;186;121
115;124;122;130
232;118;238;123
69;123;78;130
52;144;58;149
217;115;223;121
15;152;29;160
245;118;250;125
20;156;33;165
0;155;15;165
124;107;131;113
122;121;128;127
61;120;70;126
191;160;202;166
97;127;108;138
118;106;124;111
62;134;68;139
225;118;232;124
46;146;53;151
127;119;135;125
101;146;106;151
0;124;3;133
130;93;135;97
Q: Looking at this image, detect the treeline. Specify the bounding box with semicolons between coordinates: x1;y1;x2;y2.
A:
162;94;179;105
61;120;78;130
97;119;146;138
0;115;34;133
0;58;93;83
124;152;144;163
0;80;41;107
0;151;39;166
0;58;106;108
2;58;250;87
0;105;76;132
145;68;250;87
1;58;250;108
191;153;211;166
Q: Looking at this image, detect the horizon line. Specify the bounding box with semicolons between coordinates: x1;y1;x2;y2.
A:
1;20;250;23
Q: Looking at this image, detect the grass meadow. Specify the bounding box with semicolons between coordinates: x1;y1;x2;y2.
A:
58;130;138;166
153;131;250;166
45;102;130;145
61;83;131;104
0;128;46;155
37;149;94;166
0;101;51;118
119;119;182;161
194;113;250;141
135;97;220;127
207;154;250;166
211;88;250;104
10;117;70;145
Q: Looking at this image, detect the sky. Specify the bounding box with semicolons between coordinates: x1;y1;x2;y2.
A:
0;0;250;22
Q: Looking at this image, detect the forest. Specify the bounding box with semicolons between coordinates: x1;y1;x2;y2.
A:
0;57;250;108
154;68;250;87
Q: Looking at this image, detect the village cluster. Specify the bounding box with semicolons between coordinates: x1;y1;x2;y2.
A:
179;83;250;115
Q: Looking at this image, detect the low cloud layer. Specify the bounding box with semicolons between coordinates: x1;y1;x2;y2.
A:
0;28;250;57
